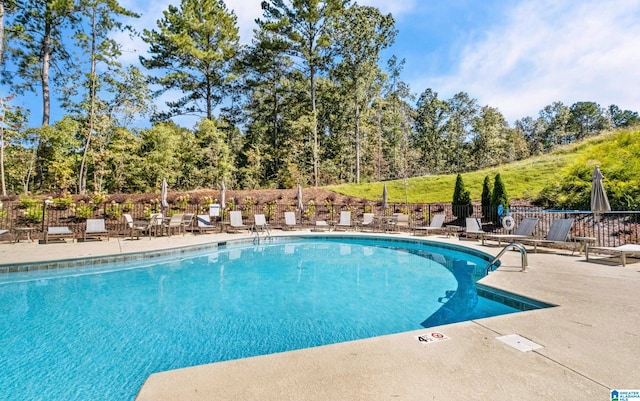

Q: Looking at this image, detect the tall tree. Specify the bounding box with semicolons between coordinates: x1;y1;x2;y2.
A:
444;92;478;172
258;0;349;186
608;104;640;128
470;106;509;169
0;94;26;196
140;0;240;121
3;0;77;126
0;1;20;67
413;88;449;174
568;101;610;140
73;0;139;194
330;4;395;183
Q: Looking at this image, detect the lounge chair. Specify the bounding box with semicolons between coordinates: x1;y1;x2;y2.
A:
483;217;539;246
312;220;330;232
228;211;248;233
283;211;298;230
163;214;183;236
521;218;574;253
586;244;640;266
209;204;221;220
44;226;75;244
358;213;375;231
83;219;109;241
414;214;446;236
334;211;353;231
192;214;216;234
465;217;486;240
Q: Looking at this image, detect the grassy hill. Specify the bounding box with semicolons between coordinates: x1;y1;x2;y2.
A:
327;127;640;209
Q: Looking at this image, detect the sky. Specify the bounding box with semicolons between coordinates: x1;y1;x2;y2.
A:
10;0;640;127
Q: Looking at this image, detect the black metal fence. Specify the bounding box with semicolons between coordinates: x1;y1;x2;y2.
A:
0;200;638;246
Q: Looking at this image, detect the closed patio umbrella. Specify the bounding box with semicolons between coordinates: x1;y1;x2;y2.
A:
382;184;388;210
160;178;169;210
591;166;611;214
591;166;611;245
297;184;304;223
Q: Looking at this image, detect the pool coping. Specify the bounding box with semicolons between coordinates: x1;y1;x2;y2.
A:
2;231;639;400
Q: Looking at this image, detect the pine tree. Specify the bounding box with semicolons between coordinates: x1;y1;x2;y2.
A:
452;173;472;218
490;173;509;223
481;175;492;219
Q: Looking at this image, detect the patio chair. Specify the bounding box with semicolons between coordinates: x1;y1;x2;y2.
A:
586;243;640;267
83;218;109;241
465;217;486;241
358;213;375;231
193;214;216;234
228;211;248;233
149;213;164;236
283;211;298;230
123;213;157;240
163;214;183;236
483;217;539;246
334;211;353;231
389;213;410;232
181;214;194;234
520;218;574;253
44;226;75;244
414;214;446;236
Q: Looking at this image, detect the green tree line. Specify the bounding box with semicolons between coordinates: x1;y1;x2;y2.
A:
0;0;638;197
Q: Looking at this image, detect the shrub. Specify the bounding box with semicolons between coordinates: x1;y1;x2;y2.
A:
53;196;73;210
18;198;38;209
490;174;509;222
481;176;492;219
76;205;94;219
451;174;472;218
22;205;43;223
105;202;122;220
91;193;108;205
305;200;316;217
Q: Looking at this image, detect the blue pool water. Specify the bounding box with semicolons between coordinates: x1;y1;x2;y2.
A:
0;237;519;401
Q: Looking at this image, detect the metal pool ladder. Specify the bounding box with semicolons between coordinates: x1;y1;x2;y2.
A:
252;224;271;244
484;242;528;275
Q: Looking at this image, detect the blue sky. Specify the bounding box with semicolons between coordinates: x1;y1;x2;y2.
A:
10;0;640;128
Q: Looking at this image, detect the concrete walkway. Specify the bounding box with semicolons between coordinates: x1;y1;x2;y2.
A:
2;231;639;400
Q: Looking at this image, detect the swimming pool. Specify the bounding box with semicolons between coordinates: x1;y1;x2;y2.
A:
0;237;522;401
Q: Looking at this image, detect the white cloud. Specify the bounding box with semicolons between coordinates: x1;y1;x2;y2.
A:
417;0;640;122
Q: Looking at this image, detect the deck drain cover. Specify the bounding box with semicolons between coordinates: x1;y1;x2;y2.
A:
496;334;543;352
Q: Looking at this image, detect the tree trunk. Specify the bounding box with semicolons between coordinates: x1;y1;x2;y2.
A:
0;2;5;67
41;20;52;127
0;126;5;196
354;81;360;184
79;6;97;195
310;66;319;187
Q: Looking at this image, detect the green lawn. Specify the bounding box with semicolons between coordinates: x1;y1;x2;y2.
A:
327;129;633;204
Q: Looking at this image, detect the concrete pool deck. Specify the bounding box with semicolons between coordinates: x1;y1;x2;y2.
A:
1;231;638;400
